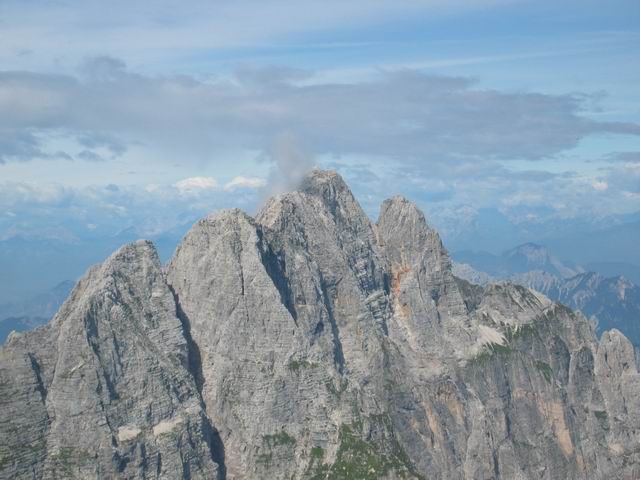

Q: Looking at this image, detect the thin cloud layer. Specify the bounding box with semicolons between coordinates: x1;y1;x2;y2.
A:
1;59;638;168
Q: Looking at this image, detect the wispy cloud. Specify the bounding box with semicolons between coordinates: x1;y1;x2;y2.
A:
224;176;267;191
2;59;638;168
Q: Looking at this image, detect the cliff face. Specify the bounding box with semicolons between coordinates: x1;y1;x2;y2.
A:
2;170;640;479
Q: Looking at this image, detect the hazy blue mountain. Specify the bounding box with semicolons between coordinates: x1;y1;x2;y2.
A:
586;262;640;285
0;280;75;343
0;227;188;305
0;316;48;344
453;243;582;279
453;244;640;347
523;272;640;348
441;209;640;269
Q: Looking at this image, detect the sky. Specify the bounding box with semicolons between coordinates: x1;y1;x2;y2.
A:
1;0;639;267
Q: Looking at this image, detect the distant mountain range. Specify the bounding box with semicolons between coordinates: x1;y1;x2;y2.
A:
438;207;640;267
0;280;74;343
453;243;640;347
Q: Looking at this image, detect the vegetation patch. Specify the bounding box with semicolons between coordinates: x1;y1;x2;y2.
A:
535;361;553;383
288;359;312;371
306;416;423;480
468;342;513;366
256;452;273;465
51;446;93;476
263;431;296;447
504;323;539;343
310;447;325;459
594;410;610;431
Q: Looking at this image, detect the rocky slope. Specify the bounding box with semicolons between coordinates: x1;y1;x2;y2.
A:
518;271;640;347
453;252;640;348
2;170;639;479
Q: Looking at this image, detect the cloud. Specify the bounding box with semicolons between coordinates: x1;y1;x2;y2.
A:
1;61;638;169
224;176;267;191
591;180;609;191
600;162;640;195
174;176;218;194
265;132;316;194
604;151;640;164
0;178;264;243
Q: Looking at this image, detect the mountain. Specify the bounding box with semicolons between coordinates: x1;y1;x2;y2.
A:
520;272;640;347
438;208;640;270
0;280;75;344
0;228;185;305
586;262;640;286
2;170;640;479
454;243;582;280
453;245;640;348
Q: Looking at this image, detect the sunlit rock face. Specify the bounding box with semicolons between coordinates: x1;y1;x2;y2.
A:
2;170;639;479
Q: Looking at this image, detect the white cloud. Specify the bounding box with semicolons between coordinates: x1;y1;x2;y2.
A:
174;176;218;194
592;180;609;191
223;176;267;191
1;64;638;168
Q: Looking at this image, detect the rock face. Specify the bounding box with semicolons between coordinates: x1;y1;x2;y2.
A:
453;256;640;348
520;271;640;347
2;170;640;479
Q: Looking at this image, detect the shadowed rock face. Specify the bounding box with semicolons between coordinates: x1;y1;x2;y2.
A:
2;170;640;479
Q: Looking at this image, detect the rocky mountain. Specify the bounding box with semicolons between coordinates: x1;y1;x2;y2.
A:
453;246;640;348
521;272;640;347
0;281;75;343
2;170;640;479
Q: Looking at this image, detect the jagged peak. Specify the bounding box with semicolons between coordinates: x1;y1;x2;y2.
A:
378;195;428;226
299;168;344;191
204;207;255;226
298;169;359;210
376;194;450;270
257;169;373;238
107;238;160;267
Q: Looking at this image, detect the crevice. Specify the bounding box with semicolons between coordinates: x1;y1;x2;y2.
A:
27;352;47;403
318;273;346;374
168;284;227;479
256;227;298;323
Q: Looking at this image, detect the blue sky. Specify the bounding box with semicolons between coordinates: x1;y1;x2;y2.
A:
1;0;639;252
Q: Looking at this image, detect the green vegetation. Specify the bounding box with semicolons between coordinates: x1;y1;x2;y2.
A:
288;359;311;371
535;361;553;383
51;446;93;476
310;447;325;459
504;323;539;342
594;410;610;431
263;431;296;447
306;416;423;480
256;452;273;465
468;342;512;366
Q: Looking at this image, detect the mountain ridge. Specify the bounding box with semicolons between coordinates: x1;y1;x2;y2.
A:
2;169;639;479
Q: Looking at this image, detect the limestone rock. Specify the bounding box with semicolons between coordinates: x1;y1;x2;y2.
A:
2;170;639;479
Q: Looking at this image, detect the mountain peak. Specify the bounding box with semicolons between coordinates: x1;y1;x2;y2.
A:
3;170;640;479
298;168;355;208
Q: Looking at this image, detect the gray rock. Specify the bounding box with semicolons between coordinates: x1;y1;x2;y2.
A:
2;170;639;479
0;240;220;479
